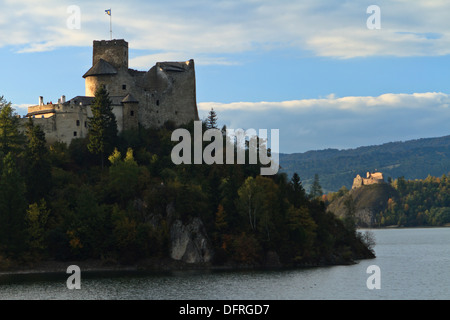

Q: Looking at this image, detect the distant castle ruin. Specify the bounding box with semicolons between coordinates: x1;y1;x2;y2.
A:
23;39;199;145
352;171;384;189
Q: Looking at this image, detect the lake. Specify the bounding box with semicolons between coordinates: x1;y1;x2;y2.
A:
0;227;449;300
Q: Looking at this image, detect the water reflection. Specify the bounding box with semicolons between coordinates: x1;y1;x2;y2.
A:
1;228;449;300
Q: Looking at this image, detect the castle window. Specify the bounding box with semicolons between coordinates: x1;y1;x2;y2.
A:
73;131;77;137
156;100;160;106
122;84;126;90
76;120;80;126
175;111;178;115
84;121;87;128
130;110;134;116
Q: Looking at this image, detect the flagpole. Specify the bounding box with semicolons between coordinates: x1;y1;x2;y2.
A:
110;9;112;40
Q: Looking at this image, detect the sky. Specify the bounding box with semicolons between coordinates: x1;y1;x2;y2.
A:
1;0;450;154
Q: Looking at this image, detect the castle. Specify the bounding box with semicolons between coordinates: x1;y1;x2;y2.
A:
352;171;384;189
23;39;199;145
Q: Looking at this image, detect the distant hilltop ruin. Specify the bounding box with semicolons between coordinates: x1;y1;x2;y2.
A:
22;39;199;145
352;171;384;189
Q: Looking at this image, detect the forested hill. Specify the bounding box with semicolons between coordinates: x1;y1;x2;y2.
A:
279;135;450;193
0;94;375;270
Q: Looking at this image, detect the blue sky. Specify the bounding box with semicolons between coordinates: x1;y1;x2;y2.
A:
2;0;450;153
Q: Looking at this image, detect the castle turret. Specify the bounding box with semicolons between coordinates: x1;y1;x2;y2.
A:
122;94;139;131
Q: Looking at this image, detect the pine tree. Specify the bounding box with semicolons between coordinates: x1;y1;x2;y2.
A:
24;118;52;203
289;172;307;207
206;108;218;129
309;173;323;199
0;153;27;257
0;96;23;158
87;87;118;168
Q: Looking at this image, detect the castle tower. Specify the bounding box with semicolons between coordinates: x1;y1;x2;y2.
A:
83;39;130;97
82;38;199;129
23;38;200;147
93;39;128;70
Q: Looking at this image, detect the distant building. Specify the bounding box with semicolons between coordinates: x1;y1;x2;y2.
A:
22;39;199;145
352;171;384;189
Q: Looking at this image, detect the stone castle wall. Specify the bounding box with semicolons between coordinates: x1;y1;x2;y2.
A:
84;40;198;129
352;172;384;189
23;39;199;145
93;39;128;69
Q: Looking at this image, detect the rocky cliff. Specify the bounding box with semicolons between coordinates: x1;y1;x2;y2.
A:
169;217;213;264
327;183;399;227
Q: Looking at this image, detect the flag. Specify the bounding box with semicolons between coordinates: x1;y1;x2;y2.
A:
105;9;111;16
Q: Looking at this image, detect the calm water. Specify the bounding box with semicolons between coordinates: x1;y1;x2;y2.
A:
0;228;449;300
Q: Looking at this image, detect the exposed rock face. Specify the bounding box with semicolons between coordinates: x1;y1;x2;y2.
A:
170;218;213;264
353;207;377;227
327;183;399;227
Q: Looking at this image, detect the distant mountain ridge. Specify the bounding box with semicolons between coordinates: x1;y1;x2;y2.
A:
279;135;450;193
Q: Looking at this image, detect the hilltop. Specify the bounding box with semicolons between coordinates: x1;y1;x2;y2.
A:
0;95;376;270
326;174;450;228
326;183;399;227
279;135;450;192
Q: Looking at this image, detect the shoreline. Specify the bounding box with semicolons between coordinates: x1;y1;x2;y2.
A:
0;255;368;277
5;227;446;276
357;224;450;229
0;259;139;276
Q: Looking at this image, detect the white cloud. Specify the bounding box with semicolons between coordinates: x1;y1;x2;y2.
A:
12;103;31;115
0;0;100;51
199;92;450;112
3;0;450;61
199;92;450;153
129;52;238;69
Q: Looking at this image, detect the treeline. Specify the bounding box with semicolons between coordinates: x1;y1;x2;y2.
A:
0;93;373;269
378;175;450;227
324;175;450;227
279;136;450;192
